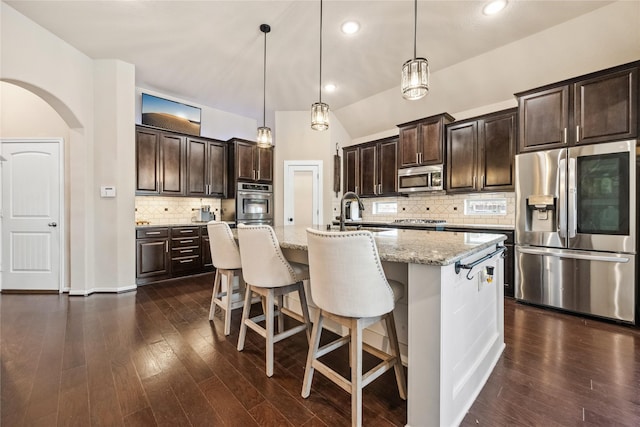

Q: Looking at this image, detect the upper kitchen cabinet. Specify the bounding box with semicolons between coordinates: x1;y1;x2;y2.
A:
446;109;517;193
186;137;227;198
397;113;454;168
517;61;639;153
359;137;398;197
136;125;186;196
343;146;359;194
227;138;273;195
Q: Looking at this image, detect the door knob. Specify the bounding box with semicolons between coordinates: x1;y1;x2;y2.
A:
48;222;57;227
288;218;293;222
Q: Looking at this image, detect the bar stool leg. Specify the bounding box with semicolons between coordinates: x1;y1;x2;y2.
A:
223;271;234;336
385;312;407;400
277;294;285;334
209;269;222;320
237;284;253;352
265;290;275;377
297;282;312;342
302;309;323;398
350;318;364;427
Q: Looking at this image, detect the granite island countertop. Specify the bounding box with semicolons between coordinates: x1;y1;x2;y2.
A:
336;220;514;231
239;225;506;267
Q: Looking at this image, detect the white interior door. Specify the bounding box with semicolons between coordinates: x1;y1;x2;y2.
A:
284;161;322;226
1;140;62;291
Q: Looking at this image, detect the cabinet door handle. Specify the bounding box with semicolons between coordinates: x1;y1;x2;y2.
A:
416;153;419;164
373;184;377;195
419;152;423;164
481;174;484;189
378;183;382;194
355;186;359;195
165;241;169;252
473;176;476;189
576;125;580;143
563;128;567;144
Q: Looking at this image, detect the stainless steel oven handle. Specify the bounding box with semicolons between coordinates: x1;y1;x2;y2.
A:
517;247;629;263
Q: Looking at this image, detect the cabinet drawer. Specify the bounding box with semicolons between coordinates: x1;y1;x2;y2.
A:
136;227;169;239
171;226;200;238
171;236;200;248
172;246;201;258
172;256;200;273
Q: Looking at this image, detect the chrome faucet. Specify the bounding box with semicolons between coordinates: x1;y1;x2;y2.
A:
340;191;364;231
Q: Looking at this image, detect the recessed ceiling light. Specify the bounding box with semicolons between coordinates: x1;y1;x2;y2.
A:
324;83;336;92
341;21;360;34
483;0;508;15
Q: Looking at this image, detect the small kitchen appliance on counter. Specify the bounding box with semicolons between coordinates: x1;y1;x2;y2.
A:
194;204;214;222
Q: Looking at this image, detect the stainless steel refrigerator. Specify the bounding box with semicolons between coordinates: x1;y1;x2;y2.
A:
515;139;637;323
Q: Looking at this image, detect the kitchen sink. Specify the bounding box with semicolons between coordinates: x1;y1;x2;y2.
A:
329;225;394;233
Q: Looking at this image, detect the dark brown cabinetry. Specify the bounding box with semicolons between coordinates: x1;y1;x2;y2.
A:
517;61;638;153
186;137;227;197
136;225;214;285
359;137;398;197
135;227;170;284
227;139;273;195
343;146;359;194
446;109;517;193
397;113;454;168
136;127;186;195
170;226;201;276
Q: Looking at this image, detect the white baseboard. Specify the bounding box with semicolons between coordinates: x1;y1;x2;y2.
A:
67;284;137;296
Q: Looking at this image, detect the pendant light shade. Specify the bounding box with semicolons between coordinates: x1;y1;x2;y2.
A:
257;24;272;148
311;102;329;131
401;0;429;100
311;0;329;131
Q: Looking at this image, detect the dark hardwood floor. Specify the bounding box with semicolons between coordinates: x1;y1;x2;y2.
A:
2;273;640;426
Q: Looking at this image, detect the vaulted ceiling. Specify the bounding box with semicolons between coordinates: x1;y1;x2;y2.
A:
5;0;614;138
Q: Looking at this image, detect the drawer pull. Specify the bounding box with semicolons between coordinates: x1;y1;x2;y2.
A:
179;239;194;244
180;249;193;254
179;230;195;234
146;231;161;235
179;259;194;264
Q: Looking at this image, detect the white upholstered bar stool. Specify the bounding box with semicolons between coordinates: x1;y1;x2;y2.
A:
236;224;312;377
207;220;249;336
302;228;407;427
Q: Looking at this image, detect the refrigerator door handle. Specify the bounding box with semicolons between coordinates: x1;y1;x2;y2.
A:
567;157;577;238
558;157;567;238
517;247;630;263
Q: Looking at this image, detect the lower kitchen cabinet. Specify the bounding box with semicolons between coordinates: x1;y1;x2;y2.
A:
136;227;170;284
136;225;214;285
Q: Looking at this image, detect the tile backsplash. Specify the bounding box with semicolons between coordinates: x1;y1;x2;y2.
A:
135;196;222;224
333;192;515;226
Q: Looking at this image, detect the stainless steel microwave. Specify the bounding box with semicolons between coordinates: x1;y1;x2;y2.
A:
398;165;444;192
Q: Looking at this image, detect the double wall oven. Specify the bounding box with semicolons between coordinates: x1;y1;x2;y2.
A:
222;183;273;226
515;140;638;323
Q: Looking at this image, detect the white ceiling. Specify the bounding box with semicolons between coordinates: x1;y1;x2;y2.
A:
4;0;613;138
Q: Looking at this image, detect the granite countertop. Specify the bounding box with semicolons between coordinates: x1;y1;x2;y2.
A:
338;220;514;231
135;221;234;228
242;225;506;267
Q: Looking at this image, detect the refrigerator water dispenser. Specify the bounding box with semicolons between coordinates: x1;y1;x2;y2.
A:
526;195;556;232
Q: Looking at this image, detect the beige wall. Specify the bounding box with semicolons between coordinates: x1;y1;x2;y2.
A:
274;111;351;226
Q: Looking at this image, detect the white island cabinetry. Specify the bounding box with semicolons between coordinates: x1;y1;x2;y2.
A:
269;226;506;427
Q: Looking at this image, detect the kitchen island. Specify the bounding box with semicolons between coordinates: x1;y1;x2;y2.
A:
267;225;507;427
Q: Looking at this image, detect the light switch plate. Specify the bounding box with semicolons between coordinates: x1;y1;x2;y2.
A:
100;186;116;198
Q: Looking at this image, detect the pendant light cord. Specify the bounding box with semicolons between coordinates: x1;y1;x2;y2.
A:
413;0;417;60
263;28;267;127
319;0;323;103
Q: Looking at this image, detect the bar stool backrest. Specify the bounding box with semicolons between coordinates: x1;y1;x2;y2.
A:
306;228;395;318
207;221;241;270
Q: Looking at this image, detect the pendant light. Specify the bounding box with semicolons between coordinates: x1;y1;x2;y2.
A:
401;0;429;100
311;0;329;131
257;24;272;148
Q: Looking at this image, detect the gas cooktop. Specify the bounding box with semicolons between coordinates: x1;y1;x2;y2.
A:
393;219;447;224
